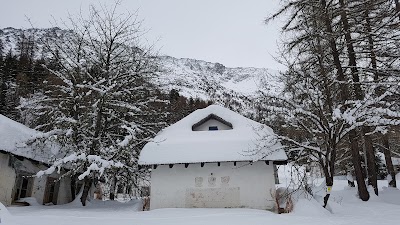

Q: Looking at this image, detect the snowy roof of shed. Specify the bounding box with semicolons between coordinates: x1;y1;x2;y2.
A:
0;114;61;164
138;105;287;165
392;157;400;166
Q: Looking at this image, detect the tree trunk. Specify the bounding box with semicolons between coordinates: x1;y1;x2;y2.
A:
363;129;378;195
320;0;370;201
338;0;362;99
361;3;382;196
109;175;117;200
320;147;335;208
395;0;400;20
70;175;76;199
349;131;370;201
80;177;93;206
382;135;397;187
338;0;373;199
323;176;333;208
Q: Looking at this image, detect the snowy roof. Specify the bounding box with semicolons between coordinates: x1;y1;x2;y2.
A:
0;114;61;164
138;105;287;165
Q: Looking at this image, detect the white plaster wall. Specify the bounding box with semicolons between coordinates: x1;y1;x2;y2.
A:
57;176;72;204
193;119;232;131
32;175;47;204
150;161;276;210
19;160;50;205
0;153;16;206
0;153;72;205
32;173;71;205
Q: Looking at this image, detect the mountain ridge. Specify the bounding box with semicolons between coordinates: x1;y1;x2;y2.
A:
0;27;283;115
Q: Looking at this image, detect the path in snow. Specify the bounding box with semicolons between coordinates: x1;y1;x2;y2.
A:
3;181;400;225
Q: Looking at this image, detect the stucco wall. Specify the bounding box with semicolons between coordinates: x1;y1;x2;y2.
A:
33;173;72;205
32;175;47;204
193;119;232;131
0;152;71;205
0;152;16;206
150;161;276;210
57;176;72;204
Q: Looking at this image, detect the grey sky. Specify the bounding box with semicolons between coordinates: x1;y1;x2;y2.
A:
0;0;283;69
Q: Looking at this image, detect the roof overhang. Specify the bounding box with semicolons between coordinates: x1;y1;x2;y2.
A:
139;159;288;166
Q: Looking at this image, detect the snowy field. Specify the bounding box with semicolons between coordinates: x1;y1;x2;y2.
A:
2;169;400;225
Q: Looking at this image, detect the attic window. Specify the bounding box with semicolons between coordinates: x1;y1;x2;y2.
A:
209;126;218;131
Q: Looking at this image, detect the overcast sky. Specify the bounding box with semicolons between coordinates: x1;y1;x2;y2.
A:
0;0;283;69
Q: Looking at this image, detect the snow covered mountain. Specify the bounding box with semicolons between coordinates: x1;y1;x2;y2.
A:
154;56;283;114
0;27;283;114
155;55;282;99
0;27;62;57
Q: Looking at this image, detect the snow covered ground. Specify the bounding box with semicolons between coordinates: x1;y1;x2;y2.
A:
2;169;400;225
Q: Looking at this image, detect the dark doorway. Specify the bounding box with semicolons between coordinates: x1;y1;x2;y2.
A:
13;174;34;202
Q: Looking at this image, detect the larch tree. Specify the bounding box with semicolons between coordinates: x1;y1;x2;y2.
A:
0;39;4;114
264;0;400;205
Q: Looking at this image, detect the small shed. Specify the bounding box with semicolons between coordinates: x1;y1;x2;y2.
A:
392;157;400;172
0;114;72;206
139;105;287;210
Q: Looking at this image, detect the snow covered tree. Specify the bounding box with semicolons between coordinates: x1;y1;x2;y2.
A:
0;40;4;113
0;50;20;120
357;0;400;188
20;3;161;205
264;0;400;205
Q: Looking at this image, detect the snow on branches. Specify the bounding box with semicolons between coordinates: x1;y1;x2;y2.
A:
36;153;124;180
19;2;161;205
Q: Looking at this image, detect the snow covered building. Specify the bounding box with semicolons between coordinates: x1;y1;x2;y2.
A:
392;157;400;172
139;105;287;211
0;114;72;206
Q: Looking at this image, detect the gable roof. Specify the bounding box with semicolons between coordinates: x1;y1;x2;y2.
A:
0;114;61;164
192;113;233;130
138;105;287;165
